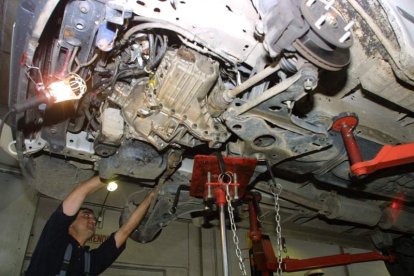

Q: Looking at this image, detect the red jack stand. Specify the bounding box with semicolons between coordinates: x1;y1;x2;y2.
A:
331;113;414;177
190;155;257;276
207;173;240;276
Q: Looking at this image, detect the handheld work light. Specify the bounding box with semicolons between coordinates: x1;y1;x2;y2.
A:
11;73;87;113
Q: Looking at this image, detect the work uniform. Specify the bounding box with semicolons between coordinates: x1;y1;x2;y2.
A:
26;204;125;275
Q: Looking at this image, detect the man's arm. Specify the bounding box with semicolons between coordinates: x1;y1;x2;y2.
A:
62;176;105;216
114;192;155;248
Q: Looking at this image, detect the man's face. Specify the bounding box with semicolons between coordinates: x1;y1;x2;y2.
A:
71;209;97;237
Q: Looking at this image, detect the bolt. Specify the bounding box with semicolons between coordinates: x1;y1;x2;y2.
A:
344;20;355;31
285;100;294;110
306;0;316;7
324;0;335;10
339;31;351;43
79;3;89;13
315;14;327;29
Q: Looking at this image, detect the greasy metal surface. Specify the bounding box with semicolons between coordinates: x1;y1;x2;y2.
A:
98;140;166;180
114;0;262;65
120;48;230;150
225;114;332;162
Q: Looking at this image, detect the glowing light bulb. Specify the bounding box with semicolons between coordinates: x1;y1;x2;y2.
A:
47;73;86;103
107;181;118;192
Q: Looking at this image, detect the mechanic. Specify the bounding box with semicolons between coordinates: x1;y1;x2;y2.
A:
25;175;154;275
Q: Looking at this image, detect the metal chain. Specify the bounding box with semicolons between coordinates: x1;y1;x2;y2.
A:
270;183;283;275
267;161;284;276
225;185;247;276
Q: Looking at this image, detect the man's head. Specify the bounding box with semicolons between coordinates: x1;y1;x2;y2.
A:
69;207;97;243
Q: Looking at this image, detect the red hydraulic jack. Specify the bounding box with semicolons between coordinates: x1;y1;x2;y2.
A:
246;192;278;275
190;155;258;276
206;173;240;276
331;113;414;177
246;191;396;275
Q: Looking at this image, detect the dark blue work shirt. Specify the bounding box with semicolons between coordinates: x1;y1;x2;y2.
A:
25;204;125;275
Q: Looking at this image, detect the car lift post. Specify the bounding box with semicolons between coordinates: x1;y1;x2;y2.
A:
331;113;414;177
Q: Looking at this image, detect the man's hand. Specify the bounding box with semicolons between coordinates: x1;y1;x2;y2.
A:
114;191;156;248
62;176;105;216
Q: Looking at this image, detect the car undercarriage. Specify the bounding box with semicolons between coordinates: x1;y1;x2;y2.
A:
8;0;414;274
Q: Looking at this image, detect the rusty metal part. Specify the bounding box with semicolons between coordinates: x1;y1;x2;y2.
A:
345;0;410;82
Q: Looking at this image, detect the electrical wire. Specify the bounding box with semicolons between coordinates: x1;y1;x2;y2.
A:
147;35;168;71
